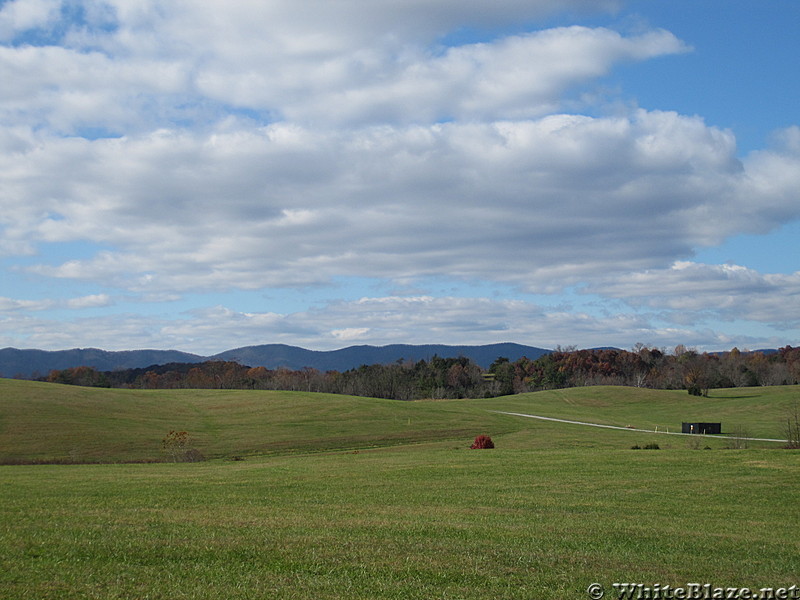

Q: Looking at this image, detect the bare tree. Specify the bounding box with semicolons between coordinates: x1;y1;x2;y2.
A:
784;402;800;449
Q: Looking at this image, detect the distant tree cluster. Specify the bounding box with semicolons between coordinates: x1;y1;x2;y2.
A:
39;345;800;399
44;365;112;388
500;345;800;395
41;356;489;399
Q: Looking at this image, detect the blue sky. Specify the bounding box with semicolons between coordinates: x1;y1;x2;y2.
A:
1;0;799;354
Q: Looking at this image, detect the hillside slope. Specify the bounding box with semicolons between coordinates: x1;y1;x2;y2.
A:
0;379;502;463
0;380;793;463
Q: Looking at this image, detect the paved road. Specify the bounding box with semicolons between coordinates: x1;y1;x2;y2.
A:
490;410;787;443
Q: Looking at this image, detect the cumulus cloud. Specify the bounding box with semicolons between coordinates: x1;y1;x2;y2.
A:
93;0;623;54
0;294;743;354
4;111;798;298
0;294;114;314
0;296;53;311
0;0;61;40
331;327;371;341
0;6;684;132
586;262;800;326
196;26;687;125
0;44;191;134
0;292;112;312
1;0;799;352
65;293;112;309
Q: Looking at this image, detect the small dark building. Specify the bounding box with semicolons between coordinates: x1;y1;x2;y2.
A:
682;422;721;435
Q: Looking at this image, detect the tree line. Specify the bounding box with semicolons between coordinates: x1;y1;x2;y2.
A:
37;345;800;400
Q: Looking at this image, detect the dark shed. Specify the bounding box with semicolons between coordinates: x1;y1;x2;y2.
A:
682;422;721;435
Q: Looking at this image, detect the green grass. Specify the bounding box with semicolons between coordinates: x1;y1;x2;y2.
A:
0;379;502;463
1;380;795;463
479;385;799;441
1;447;798;599
0;380;798;598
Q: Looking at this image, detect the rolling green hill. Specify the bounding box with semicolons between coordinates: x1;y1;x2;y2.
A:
0;378;495;463
0;379;795;463
483;385;799;440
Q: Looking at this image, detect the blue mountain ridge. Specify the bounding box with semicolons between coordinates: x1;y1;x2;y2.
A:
0;343;551;378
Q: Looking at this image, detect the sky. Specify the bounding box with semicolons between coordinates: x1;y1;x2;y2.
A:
1;0;799;355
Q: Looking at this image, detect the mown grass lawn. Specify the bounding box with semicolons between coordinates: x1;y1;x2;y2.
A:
0;379;505;463
1;380;798;598
1;444;798;599
480;385;800;441
1;380;796;463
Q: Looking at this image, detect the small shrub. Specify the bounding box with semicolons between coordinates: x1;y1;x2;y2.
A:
686;437;701;450
726;425;750;449
631;445;641;450
183;448;205;463
643;443;660;450
162;430;204;462
470;435;495;449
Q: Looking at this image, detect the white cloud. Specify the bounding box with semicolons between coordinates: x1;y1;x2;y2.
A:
65;293;112;309
0;296;53;311
4;113;798;299
0;294;774;355
94;0;622;55
1;0;799;353
0;44;193;134
0;292;112;312
197;26;687;126
331;327;370;341
585;262;800;326
0;2;679;133
0;0;61;40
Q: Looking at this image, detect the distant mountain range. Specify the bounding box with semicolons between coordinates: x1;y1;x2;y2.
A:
0;348;204;379
0;343;551;378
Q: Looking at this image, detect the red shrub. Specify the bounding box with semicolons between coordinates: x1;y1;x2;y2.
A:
470;435;495;449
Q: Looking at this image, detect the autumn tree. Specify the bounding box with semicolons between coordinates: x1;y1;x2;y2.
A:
162;430;204;462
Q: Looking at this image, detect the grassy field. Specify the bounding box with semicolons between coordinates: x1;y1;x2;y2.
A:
483;385;800;441
0;378;506;463
1;380;798;599
1;380;796;462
